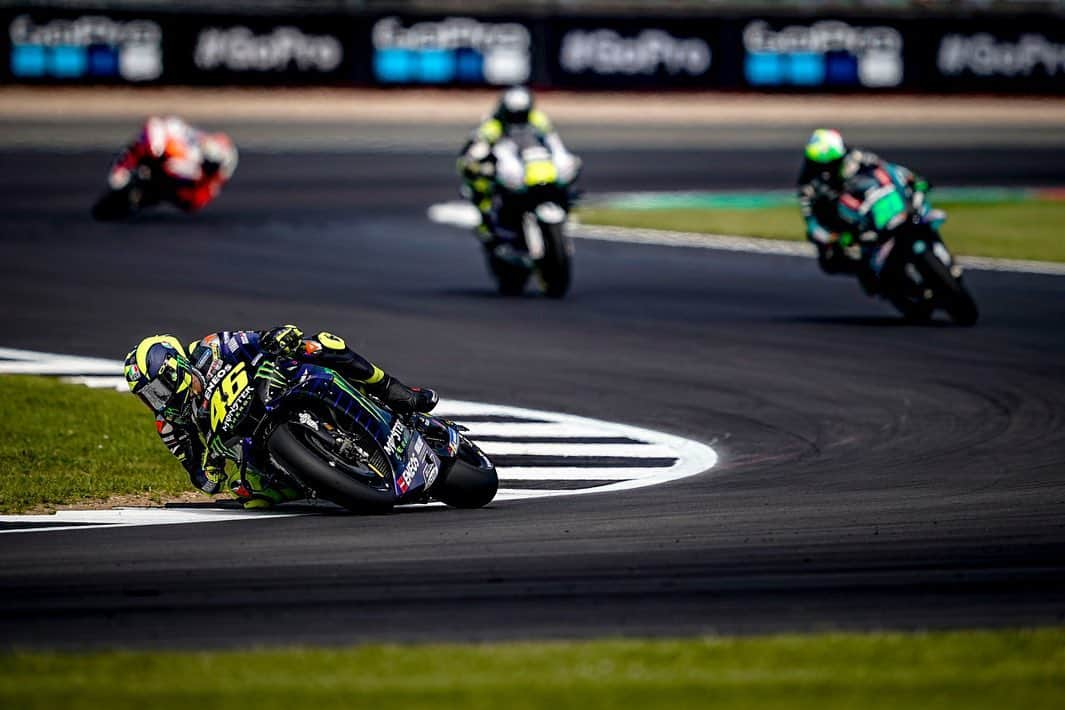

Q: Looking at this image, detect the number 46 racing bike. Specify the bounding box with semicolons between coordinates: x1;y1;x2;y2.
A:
207;354;497;514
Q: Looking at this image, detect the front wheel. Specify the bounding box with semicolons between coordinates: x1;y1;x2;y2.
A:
91;189;136;221
432;438;498;509
268;422;395;514
487;250;530;296
888;291;934;323
946;284;979;326
917;251;979;326
536;220;571;298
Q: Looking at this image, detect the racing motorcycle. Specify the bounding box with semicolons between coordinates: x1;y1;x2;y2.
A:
838;183;978;326
209;355;497;513
486;126;578;298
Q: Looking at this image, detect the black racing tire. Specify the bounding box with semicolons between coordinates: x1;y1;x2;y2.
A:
489;253;529;296
537;220;571;299
917;251;980;327
889;292;934;323
433;438;498;509
91;189;134;221
947;284;980;327
268;422;395;514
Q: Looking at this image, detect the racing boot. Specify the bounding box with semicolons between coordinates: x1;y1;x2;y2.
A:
381;376;438;415
230;470;302;510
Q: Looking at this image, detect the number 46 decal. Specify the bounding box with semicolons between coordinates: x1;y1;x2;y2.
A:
210;362;249;430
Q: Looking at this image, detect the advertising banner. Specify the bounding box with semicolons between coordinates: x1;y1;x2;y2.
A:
913;17;1065;93
167;14;364;86
2;6;1063;93
546;17;718;88
737;17;905;90
3;10;165;83
368;15;537;86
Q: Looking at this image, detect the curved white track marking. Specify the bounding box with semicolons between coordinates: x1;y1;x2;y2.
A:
0;346;129;384
427;200;1065;276
0;349;719;532
0;508;301;535
435;400;718;501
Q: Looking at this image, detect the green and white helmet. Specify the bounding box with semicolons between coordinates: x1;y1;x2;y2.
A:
805;128;847;164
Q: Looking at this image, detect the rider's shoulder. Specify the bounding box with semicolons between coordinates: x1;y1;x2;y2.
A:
529;109;552;132
850;148;882;168
477;117;503;143
195;331;259;359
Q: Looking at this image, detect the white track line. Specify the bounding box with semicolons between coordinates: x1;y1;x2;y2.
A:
480;441;677;458
0;507;302;534
456;422;633;438
427;200;1065;276
497;467;669;481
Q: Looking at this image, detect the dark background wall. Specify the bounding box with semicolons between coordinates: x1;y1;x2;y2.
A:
2;1;1064;92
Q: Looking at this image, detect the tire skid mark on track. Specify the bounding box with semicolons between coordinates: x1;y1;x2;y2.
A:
0;349;719;533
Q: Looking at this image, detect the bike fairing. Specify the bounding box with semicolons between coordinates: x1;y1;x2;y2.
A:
257;361;442;500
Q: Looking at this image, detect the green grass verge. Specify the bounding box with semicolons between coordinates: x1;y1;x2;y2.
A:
0;375;191;513
577;200;1065;263
2;629;1062;709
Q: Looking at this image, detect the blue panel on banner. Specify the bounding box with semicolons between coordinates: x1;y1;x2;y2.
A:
745;52;782;85
375;48;413;82
51;46;87;77
88;45;118;77
455;48;483;82
11;45;46;77
825;51;858;85
787;53;823;85
417;49;455;83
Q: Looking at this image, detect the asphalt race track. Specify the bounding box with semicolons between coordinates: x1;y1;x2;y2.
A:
1;127;1064;649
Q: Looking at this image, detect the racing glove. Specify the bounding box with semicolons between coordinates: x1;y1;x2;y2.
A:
262;325;304;357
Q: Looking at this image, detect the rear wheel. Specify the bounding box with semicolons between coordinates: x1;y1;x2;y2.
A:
268;422;395;513
537;221;571;298
433;438;498;509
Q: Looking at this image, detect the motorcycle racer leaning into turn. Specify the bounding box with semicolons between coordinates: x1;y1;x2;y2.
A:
106;115;238;213
457;86;581;258
124;326;438;509
798;128;945;294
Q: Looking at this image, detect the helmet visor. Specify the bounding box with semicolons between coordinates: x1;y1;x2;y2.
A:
135;377;175;413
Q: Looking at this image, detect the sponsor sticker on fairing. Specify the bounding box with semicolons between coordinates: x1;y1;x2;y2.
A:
394;438;429;496
383;419;408;457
